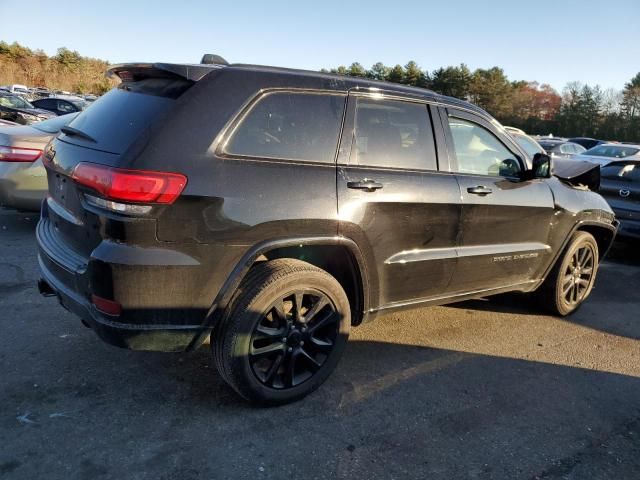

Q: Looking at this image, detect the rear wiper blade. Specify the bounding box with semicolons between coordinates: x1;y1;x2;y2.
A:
61;126;97;143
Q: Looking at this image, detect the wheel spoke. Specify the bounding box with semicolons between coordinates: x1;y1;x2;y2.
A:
299;348;322;372
581;267;593;276
308;310;338;335
263;353;285;386
309;336;333;352
293;292;305;323
271;300;287;323
562;281;573;296
250;342;285;357
577;248;587;266
284;350;299;387
303;296;329;323
576;278;589;288
253;324;286;342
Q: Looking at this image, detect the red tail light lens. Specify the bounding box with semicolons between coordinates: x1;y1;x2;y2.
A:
91;294;122;316
72;162;187;204
0;146;43;162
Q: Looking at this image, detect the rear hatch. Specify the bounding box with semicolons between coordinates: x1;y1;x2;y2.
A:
43;63;219;258
599;161;640;222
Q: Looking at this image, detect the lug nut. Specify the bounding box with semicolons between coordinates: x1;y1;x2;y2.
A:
288;347;293;352
282;337;287;342
300;341;304;346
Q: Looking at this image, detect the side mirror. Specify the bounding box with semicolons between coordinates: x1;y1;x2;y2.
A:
531;153;552;179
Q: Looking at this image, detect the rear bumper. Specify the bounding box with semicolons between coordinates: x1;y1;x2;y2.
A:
36;211;209;352
37;251;205;352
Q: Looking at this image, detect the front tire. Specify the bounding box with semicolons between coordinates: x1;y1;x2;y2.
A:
538;231;599;316
212;259;350;405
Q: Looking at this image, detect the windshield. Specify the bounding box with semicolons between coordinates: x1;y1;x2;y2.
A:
32;112;79;134
513;133;544;158
71;99;89;110
583;145;640;158
538;141;560;152
0;95;34;109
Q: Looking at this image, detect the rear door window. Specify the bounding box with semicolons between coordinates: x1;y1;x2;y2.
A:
224;91;346;163
350;98;436;170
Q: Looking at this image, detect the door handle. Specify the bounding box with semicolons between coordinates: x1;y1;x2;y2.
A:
347;179;384;191
467;186;493;195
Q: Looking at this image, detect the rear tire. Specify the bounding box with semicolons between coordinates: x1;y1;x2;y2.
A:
212;259;350;405
537;231;599;316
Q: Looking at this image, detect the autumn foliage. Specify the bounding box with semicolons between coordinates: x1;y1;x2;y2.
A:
324;62;640;142
0;41;116;94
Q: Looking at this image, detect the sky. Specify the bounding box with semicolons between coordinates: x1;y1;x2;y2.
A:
1;0;638;92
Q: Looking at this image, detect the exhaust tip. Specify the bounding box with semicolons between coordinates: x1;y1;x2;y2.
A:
37;278;56;297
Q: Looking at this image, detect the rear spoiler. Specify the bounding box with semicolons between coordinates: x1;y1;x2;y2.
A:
106;62;225;82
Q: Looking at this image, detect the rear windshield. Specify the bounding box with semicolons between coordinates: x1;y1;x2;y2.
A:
538;141;560;151
62;77;192;154
583;145;640;158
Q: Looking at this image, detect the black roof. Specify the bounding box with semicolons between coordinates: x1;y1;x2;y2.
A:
107;61;489;119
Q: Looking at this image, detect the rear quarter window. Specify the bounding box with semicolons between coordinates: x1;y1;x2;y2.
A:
223;91;346;163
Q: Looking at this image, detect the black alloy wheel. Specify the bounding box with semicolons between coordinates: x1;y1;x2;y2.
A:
212;258;350;405
249;289;339;389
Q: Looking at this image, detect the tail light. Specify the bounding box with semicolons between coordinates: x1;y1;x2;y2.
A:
0;146;43;162
91;294;122;316
72;162;187;207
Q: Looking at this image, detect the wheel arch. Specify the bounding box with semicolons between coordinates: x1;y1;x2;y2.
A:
536;219;617;291
575;222;617;260
188;236;371;350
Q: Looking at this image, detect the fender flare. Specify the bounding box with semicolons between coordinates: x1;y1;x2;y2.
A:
537;218;618;288
187;235;371;350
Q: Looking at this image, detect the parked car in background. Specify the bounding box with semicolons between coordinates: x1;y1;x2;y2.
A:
31;95;89;116
538;139;587;158
83;94;98;102
505;126;545;159
578;143;640;166
0;113;78;211
0;92;56;125
36;59;617;405
568;137;606;150
599;160;640;240
30;87;51;98
3;84;30;95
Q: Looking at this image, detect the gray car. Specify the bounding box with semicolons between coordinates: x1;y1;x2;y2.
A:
538;139;587;159
599;159;640;240
0;113;77;211
578;143;640;167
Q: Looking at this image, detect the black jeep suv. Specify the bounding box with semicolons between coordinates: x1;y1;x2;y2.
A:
37;59;617;404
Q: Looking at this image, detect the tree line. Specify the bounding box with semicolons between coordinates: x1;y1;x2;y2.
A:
322;62;640;142
1;41;638;142
0;41;116;94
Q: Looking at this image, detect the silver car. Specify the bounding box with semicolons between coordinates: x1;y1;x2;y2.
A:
578;143;640;167
0;113;77;211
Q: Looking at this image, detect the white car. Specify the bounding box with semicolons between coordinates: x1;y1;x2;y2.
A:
5;84;30;95
577;143;640;166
